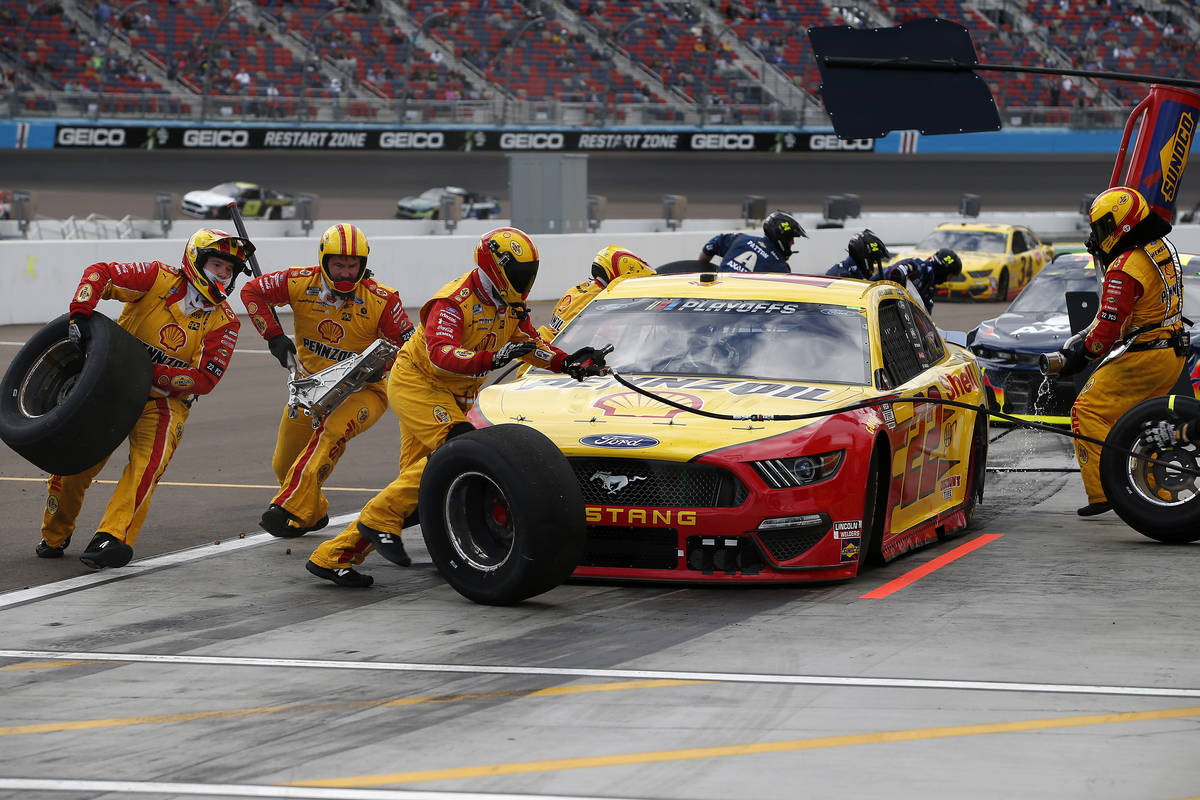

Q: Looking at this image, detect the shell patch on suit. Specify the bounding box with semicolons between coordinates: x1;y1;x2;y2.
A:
87;271;101;282
433;406;452;424
159;323;187;352
246;301;258;314
317;319;346;344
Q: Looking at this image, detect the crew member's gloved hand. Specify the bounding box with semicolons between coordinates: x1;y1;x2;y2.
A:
67;313;91;352
1055;339;1091;378
491;340;536;370
1144;420;1182;450
562;345;610;381
267;334;298;370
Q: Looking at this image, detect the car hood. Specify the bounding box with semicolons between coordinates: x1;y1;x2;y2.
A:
183;189;235;206
475;374;877;460
973;310;1076;352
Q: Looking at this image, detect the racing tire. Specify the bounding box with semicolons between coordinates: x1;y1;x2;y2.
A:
942;411;988;539
656;259;708;275
1099;394;1200;544
268;207;280;220
858;441;889;571
0;312;152;476
418;424;587;605
995;269;1010;303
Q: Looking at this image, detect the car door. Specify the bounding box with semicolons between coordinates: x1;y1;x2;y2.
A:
1010;229;1035;291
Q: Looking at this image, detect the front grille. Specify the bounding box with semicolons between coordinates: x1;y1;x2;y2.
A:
757;528;828;562
582;526;678;570
569;458;746;507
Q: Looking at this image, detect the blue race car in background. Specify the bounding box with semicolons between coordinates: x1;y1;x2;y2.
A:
967;252;1200;425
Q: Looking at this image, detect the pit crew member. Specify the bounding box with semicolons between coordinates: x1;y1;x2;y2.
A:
537;244;654;341
1055;186;1186;517
306;227;610;587
698;210;805;273
35;228;248;569
826;229;891;280
240;223;414;538
882;248;963;313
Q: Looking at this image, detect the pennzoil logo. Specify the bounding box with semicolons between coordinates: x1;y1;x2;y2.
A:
159;323;186;352
1159;110;1195;203
593;390;701;419
74;285;92;303
317;319;345;344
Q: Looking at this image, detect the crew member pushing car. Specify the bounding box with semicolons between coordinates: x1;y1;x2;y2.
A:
537;244;654;341
826;229;891;280
1053;186;1187;517
306;227;610;587
240;223;414;538
882;248;963;313
698;210;805;273
35;228;247;569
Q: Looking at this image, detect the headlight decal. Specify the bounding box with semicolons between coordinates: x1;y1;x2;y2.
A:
752;450;844;489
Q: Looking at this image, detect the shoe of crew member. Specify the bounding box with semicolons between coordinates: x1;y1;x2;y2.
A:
1077;502;1113;517
79;532;133;569
356;522;412;567
305;560;374;587
261;504;329;538
36;535;71;559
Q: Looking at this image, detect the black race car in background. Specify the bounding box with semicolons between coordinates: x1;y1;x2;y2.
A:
968;252;1200;425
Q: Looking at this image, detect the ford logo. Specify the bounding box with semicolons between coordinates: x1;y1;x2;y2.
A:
579;434;659;449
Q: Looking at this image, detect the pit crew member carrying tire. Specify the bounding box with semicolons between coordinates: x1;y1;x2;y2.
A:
1053;186;1187;517
882;248;963;313
698;210;805;273
826;229;891;280
306;226;610;587
240;223;415;538
35;228;248;569
537;244;654;341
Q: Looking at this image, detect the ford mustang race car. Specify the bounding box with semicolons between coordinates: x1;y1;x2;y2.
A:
466;272;989;584
968;251;1200;425
887;222;1054;301
395;186;501;220
181;182;296;220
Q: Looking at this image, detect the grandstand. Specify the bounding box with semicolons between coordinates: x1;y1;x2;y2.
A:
1;0;1197;127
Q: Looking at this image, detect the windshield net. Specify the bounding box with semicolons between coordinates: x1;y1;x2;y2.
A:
547;297;870;384
917;229;1008;254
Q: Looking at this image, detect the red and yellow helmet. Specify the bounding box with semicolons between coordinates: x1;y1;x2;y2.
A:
1089;186;1149;255
318;223;369;297
591;245;653;287
181;227;253;305
474;227;539;306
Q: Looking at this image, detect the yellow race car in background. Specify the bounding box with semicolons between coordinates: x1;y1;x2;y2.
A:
887;222;1054;301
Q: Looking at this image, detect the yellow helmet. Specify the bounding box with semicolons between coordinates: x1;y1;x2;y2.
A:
181;227;253;306
591;245;653;287
317;223;369;297
1089;186;1149;256
474;227;539;306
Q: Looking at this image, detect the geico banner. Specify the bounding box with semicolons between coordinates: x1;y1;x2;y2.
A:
51;125;874;152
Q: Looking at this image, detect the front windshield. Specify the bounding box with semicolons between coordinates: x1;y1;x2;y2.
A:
209;182;240;196
1008;269;1100;314
917;229;1008;254
547;297;871;384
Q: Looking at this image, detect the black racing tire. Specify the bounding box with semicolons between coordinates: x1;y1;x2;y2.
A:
656;259;708;275
858;440;889;572
995;268;1010;302
418;423;587;605
942;411;988;539
1099;394;1200;544
0;312;152;475
268;206;281;220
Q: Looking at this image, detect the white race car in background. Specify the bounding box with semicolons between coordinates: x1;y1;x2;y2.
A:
181;182;297;220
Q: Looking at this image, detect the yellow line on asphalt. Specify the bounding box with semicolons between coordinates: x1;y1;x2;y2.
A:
0;660;102;671
283;705;1200;788
0;476;382;492
0;679;709;737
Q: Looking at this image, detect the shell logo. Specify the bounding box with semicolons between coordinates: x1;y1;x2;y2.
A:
593;390;702;419
159;323;186;352
317;318;345;344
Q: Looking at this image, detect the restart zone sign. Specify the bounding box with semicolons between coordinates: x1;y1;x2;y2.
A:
51;125;874;152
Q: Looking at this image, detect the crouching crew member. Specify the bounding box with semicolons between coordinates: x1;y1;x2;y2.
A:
538;244;653;341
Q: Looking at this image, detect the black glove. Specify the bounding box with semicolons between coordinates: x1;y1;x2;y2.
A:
267;334;297;370
67;313;91;352
1055;339;1091;378
562;345;611;381
491;340;536;370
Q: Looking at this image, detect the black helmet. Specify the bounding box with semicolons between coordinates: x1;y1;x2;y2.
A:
762;210;805;257
932;248;962;282
847;229;890;277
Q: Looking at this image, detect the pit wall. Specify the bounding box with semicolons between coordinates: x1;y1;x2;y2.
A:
5;216;1200;326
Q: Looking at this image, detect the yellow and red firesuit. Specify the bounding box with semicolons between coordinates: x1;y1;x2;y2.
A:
240;265;414;530
536;244;654;341
309;254;574;577
41;252;241;553
1069;187;1186;510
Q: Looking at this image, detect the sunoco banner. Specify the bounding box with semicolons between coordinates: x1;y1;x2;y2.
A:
51;125;874;152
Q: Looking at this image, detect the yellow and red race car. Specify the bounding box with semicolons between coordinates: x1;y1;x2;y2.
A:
466;272;989;585
887;222;1054;301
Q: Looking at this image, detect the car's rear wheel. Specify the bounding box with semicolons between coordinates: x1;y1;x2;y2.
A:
1099;395;1200;543
996;268;1010;302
